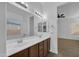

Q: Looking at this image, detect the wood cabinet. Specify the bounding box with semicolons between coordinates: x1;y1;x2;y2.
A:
44;39;48;56
9;38;50;57
48;38;50;53
9;48;29;57
38;41;44;57
29;44;39;57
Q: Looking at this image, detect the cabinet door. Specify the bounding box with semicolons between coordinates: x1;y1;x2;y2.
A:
48;38;50;53
44;39;48;56
9;48;29;57
29;44;39;57
38;41;44;57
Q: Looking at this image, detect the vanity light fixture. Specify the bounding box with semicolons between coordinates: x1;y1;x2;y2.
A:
35;10;42;18
16;2;28;9
24;2;29;8
21;2;25;4
43;14;47;19
35;10;48;20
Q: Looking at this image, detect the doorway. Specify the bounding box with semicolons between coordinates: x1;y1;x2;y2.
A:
29;16;34;36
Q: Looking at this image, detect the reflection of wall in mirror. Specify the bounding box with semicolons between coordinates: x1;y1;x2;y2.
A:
7;11;24;39
7;18;21;35
71;22;79;35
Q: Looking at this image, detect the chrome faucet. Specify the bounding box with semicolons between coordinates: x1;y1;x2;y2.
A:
22;34;26;37
17;34;26;44
38;34;43;38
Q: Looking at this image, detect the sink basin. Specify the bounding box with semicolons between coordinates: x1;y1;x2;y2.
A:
22;36;40;43
17;39;23;44
7;35;49;49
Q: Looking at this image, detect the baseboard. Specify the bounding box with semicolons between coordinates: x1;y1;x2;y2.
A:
49;50;58;55
58;37;79;40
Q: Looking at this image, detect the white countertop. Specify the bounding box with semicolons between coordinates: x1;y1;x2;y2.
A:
6;33;50;56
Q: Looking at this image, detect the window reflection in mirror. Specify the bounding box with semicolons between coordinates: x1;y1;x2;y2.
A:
38;22;47;32
43;22;47;32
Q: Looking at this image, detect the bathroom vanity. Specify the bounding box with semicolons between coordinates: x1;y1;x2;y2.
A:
0;2;50;57
6;2;50;57
7;36;50;57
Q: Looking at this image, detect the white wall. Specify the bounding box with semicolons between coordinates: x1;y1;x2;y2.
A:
0;2;6;57
58;2;79;40
26;2;44;36
34;16;42;35
41;2;66;54
27;2;43;14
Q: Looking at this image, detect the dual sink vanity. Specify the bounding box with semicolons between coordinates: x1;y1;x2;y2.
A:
7;34;50;57
0;2;51;57
3;2;50;57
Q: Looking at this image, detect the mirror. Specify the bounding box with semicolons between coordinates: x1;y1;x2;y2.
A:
43;22;47;32
38;22;42;32
7;18;22;39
